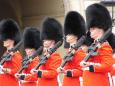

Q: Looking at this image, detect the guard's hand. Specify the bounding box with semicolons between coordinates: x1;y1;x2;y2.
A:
80;61;101;67
57;67;66;74
9;51;14;56
57;67;62;73
15;73;22;78
0;65;4;74
82;67;90;71
80;61;89;67
15;73;30;80
0;65;3;70
30;69;38;74
2;68;11;74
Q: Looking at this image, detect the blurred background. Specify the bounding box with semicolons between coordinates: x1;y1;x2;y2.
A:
0;0;115;56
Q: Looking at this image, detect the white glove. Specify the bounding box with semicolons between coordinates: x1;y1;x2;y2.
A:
30;69;38;74
15;73;21;78
0;65;4;74
82;67;89;71
80;61;88;67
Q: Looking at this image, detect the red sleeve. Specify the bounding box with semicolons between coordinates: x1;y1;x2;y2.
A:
24;74;38;81
94;43;114;73
71;49;86;77
42;53;62;79
24;57;39;81
110;64;115;76
110;57;115;75
7;52;22;75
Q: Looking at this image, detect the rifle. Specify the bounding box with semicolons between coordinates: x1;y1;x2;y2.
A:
0;40;23;65
60;36;86;68
83;28;112;62
17;46;43;74
33;40;63;70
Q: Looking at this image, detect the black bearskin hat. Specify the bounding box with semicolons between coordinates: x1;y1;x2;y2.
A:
0;19;21;45
41;17;63;43
64;11;86;39
23;27;41;50
86;3;112;31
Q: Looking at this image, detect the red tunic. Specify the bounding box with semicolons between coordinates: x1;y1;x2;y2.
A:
21;57;39;86
38;52;62;86
110;59;115;76
62;49;86;86
83;42;114;86
0;51;22;86
109;55;115;86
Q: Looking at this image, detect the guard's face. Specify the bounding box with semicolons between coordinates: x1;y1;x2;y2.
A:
43;40;55;48
66;34;77;44
3;39;14;48
25;48;35;56
90;27;104;40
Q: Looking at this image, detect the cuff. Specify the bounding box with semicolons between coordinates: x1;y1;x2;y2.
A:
37;71;42;78
89;65;94;72
66;70;72;77
19;75;25;80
